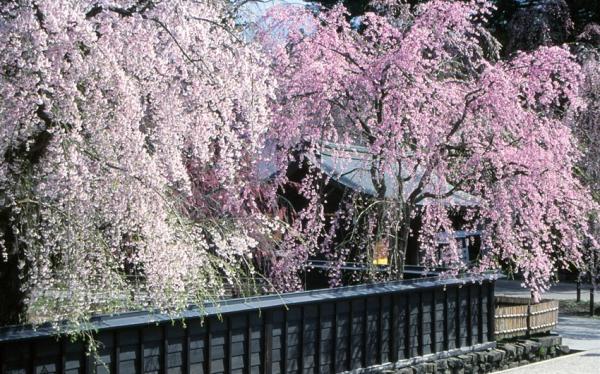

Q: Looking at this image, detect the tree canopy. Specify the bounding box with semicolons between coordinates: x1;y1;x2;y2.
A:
0;0;276;325
259;0;596;297
1;0;598;325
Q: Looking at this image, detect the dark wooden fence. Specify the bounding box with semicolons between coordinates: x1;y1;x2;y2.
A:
0;274;496;374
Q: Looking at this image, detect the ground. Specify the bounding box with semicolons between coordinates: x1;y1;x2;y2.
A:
495;279;600;373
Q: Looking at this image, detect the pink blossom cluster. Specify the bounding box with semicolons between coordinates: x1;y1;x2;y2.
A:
572;47;600;284
0;0;276;323
259;0;595;299
1;0;597;324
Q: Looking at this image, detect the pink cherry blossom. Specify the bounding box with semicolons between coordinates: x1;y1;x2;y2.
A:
259;0;595;299
0;0;276;324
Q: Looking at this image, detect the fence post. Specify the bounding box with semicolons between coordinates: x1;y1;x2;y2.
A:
466;285;472;346
390;295;398;363
577;275;581;302
418;291;424;356
206;318;212;374
591;288;595;317
443;288;449;350
526;291;533;338
487;280;495;342
262;311;272;374
455;287;461;348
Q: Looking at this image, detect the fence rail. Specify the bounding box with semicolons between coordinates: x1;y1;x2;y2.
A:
0;274;497;374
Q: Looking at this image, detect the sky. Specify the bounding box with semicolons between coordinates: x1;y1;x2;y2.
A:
237;0;308;25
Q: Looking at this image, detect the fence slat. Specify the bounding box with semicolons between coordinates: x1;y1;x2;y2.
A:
226;316;232;374
431;289;436;354
443;288;449;351
389;294;398;363
184;322;191;374
332;301;338;374
379;296;384;364
163;325;168;374
455;287;461;349
281;310;287;374
404;294;411;359
346;300;352;371
478;284;483;344
28;343;34;374
467;285;472;347
488;282;495;342
114;330;120;374
206;317;212;374
263;311;272;374
138;329;144;374
316;303;322;374
300;306;305;374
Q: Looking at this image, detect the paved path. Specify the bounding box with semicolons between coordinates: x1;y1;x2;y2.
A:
495;349;600;374
496;279;593;301
495;280;600;372
555;315;600;351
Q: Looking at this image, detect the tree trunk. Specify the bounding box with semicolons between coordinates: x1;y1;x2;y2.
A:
0;113;54;325
0;209;26;325
389;204;410;280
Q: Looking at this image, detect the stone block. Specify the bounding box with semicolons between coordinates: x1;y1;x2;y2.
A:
437;359;448;370
502;343;517;359
469;353;480;364
517;341;532;354
448;357;464;369
487;350;504;363
514;344;525;357
475;351;487;363
424;363;437;373
533;335;561;348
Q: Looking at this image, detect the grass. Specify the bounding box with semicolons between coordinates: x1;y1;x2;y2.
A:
559;299;600;318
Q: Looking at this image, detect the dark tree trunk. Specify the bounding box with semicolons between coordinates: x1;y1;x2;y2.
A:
389;204;410;280
0;209;26;326
0;108;55;325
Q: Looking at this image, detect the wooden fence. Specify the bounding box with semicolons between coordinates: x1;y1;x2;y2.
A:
0;274;497;374
494;296;559;340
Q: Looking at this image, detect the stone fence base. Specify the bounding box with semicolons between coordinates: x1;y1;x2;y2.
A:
381;335;569;374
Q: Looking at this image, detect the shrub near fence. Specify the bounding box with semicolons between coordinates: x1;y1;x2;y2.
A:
0;274;497;374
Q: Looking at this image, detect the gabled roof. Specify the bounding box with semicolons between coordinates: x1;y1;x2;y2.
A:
308;142;479;206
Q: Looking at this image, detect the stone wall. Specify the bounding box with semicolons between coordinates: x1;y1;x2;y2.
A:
382;335;569;374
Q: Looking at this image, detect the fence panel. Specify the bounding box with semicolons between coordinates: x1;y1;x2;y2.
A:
494;296;558;340
0;275;497;374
